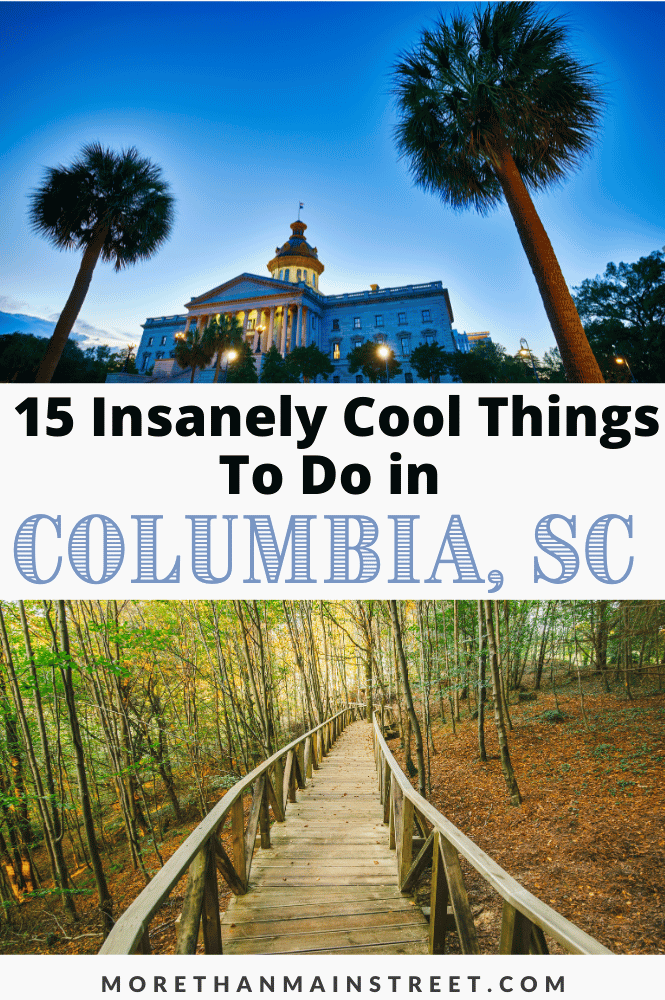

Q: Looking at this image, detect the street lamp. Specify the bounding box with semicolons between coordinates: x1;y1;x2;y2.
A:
614;356;637;382
519;337;540;382
224;349;238;383
377;344;390;383
255;324;265;354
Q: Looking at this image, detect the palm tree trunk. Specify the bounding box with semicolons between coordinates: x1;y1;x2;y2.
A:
35;225;109;383
492;141;603;384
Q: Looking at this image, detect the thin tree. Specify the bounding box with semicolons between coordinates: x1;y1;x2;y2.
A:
387;601;426;796
483;600;522;806
393;2;605;383
30;143;174;382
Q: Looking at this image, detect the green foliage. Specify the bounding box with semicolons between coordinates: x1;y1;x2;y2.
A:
260;344;299;383
347;341;402;383
0;332;128;382
226;341;258;383
201;315;244;380
573;250;665;381
429;341;541;383
409;342;448;382
285;344;334;383
392;2;603;212
174;327;214;379
28;142;174;269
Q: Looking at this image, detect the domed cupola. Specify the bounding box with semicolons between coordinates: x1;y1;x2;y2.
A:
268;220;324;291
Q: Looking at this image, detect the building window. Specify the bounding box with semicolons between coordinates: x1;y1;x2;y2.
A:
312;273;317;287
422;309;431;322
375;334;385;344
425;333;435;345
353;317;361;329
160;336;167;346
375;315;383;327
156;352;164;360
354;339;363;349
333;375;340;383
355;374;363;383
332;318;340;331
297;269;301;282
405;372;413;383
141;352;151;371
398;312;407;325
169;350;175;359
147;336;154;346
333;342;341;360
279;270;284;280
285;269;290;281
247;318;255;330
312;315;316;330
401;336;410;355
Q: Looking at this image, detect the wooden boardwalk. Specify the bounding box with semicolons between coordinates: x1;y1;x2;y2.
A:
220;721;429;955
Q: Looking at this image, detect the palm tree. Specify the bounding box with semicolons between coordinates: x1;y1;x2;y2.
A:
29;143;174;383
393;2;605;383
174;327;214;383
202;314;244;383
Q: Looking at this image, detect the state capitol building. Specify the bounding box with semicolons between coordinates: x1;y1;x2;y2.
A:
115;218;479;384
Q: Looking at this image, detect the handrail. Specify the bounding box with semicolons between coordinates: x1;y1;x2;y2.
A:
100;704;364;954
372;710;611;956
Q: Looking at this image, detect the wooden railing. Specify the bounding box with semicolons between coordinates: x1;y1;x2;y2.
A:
100;705;364;955
372;709;611;955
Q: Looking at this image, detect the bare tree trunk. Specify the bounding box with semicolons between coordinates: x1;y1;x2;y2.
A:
483;601;522;806
57;602;114;935
477;601;487;763
387;601;426;797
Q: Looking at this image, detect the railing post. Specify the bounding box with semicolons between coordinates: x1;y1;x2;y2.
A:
304;735;313;780
231;797;247;892
429;831;449;954
499;901;547;954
201;839;222;954
398;794;414;889
175;844;209;954
383;764;391;825
259;778;271;849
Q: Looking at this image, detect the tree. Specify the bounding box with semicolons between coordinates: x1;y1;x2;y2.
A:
347;342;402;383
29;143;174;383
259;344;299;384
285;344;334;383
393;2;604;383
409;341;448;382
202;315;244;383
174;328;214;383
0;332;128;382
226;342;258;383
573;250;665;381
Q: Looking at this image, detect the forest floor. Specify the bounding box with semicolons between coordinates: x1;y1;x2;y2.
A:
1;673;663;956
389;673;665;955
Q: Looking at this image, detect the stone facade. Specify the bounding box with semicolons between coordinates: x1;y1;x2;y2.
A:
109;220;458;384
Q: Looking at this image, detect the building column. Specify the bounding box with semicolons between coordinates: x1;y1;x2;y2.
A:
281;306;290;356
294;305;302;348
267;306;275;350
252;308;261;352
301;305;308;347
184;317;191;335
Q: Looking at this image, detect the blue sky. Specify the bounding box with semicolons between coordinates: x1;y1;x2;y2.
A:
1;1;663;356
